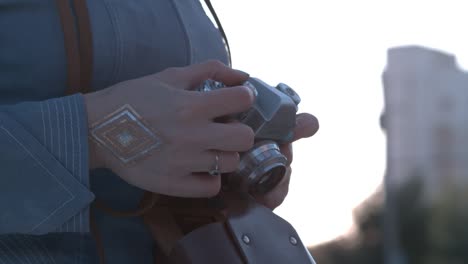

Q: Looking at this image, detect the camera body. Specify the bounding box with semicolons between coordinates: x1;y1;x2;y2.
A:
200;77;301;195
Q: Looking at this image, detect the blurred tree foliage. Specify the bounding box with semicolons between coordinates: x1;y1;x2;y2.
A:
309;176;468;264
309;186;384;264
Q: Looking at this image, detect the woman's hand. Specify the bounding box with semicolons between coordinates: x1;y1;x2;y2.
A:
84;60;255;198
254;113;319;209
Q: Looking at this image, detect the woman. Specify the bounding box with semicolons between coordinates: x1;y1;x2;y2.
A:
0;0;319;263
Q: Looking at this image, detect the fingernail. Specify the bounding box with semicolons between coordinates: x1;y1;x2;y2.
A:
235;69;250;77
243;85;255;102
244;81;258;99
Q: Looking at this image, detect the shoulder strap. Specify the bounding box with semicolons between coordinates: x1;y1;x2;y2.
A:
72;0;94;94
55;0;93;95
55;0;82;95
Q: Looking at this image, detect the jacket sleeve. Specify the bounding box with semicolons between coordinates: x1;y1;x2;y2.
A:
0;94;95;235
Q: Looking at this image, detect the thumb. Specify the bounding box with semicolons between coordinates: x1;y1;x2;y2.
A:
293;113;320;141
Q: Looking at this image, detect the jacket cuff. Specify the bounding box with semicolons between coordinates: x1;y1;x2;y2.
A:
0;94;94;234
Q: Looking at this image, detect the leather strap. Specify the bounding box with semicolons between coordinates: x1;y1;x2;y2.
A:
55;0;93;95
55;0;82;95
72;0;94;94
165;193;317;264
224;194;316;264
169;222;244;264
143;195;227;257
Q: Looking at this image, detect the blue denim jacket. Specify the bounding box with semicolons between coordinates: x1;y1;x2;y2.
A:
0;0;228;263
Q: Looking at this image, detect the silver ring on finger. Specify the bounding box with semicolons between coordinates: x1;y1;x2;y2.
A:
209;151;221;176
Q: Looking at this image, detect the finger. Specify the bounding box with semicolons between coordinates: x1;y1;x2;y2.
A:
193;85;255;119
187;60;250;87
176;173;222;198
280;143;293;165
203;122;254;152
190;151;240;174
153;60;249;90
255;166;292;209
179;60;250;89
277;166;291;190
292;113;320;141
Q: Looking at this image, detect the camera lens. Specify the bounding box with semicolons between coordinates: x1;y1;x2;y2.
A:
253;164;286;194
231;140;288;195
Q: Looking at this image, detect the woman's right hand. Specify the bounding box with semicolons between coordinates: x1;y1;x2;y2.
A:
84;60;255;198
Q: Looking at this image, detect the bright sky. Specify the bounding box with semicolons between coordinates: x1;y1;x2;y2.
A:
212;0;468;246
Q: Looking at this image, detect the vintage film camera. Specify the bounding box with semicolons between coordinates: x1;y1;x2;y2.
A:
147;79;314;264
200;77;301;195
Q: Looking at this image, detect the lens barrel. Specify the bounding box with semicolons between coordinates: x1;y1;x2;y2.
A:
233;140;288;195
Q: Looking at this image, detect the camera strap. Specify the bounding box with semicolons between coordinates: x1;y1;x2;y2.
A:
203;0;232;67
146;192;317;264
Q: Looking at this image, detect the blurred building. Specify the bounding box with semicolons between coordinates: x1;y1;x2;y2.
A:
381;46;468;264
382;45;468;198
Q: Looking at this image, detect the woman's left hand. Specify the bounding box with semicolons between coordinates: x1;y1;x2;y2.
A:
254;113;319;209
